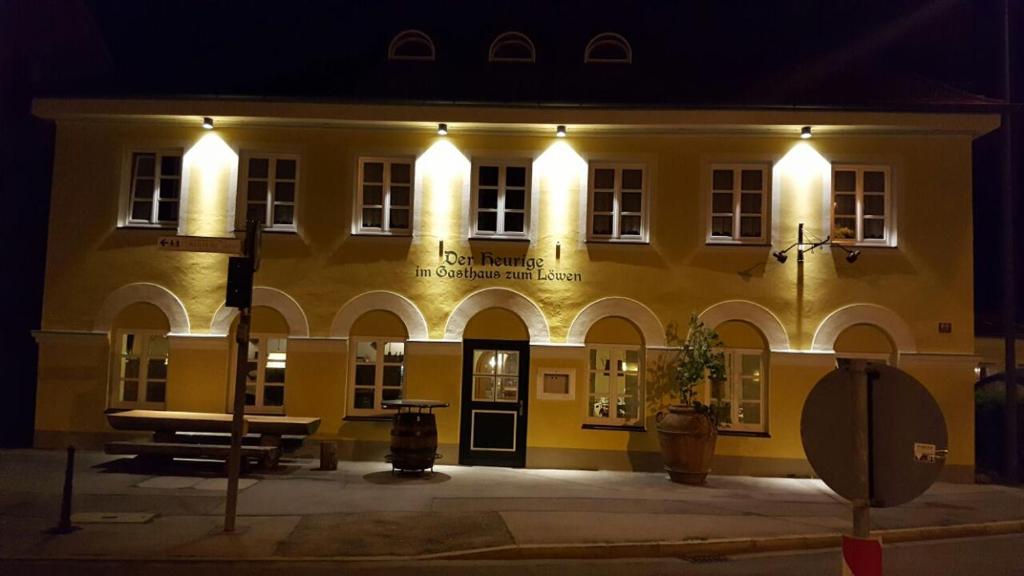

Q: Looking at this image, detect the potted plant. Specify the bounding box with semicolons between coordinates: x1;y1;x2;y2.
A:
655;314;726;485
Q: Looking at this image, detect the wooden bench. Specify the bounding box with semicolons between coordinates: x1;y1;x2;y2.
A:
106;441;280;470
105;410;321;470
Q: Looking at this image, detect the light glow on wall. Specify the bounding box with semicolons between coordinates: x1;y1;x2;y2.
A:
183;133;238;236
534;141;586;238
775;142;831;236
416;139;470;239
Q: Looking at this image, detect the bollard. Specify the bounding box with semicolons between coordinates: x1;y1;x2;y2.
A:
319;441;338;471
48;445;79;534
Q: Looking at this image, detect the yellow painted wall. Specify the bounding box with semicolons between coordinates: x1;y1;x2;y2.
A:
34;110;984;476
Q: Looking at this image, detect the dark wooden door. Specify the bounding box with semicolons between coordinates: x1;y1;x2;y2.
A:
459;339;529;467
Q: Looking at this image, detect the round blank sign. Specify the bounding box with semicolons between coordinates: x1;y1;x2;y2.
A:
801;364;948;508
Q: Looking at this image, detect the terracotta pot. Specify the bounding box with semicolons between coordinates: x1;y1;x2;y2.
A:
656;404;717;485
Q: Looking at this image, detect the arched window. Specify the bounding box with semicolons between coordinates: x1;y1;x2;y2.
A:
584;32;632;64
488;31;536;63
388;29;436;61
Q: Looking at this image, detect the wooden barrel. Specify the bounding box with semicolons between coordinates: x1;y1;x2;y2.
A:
390;412;438;471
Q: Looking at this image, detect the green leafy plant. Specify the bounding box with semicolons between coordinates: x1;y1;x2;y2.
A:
675;314;727;416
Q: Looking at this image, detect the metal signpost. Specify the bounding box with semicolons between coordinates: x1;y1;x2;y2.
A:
801;361;949;575
158;225;260;533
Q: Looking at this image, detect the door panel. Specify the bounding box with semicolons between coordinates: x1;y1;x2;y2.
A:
460;339;528;467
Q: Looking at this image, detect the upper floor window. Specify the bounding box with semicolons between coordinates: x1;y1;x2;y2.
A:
127;151;181;227
708;164;769;244
584;32;632;63
586;346;643;426
351;338;405;414
388;30;435;61
832;165;893;245
244;335;287;414
112;330;169;409
471;161;530;238
489;31;536;63
587;163;648;242
357;157;414;235
240;154;298;231
708;349;766;433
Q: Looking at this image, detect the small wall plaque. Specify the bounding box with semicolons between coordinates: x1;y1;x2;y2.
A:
537;368;575;400
938;322;952;334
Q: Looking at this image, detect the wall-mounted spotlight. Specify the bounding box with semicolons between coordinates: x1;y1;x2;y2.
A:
202;117;214;130
800;126;812;139
437;123;448;136
556;125;567;138
773;223;860;264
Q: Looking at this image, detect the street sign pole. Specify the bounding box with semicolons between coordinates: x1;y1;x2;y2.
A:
223;220;260;533
851;360;871;539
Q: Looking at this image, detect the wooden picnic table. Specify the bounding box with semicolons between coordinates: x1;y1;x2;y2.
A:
107;410;320;436
104;410;321;470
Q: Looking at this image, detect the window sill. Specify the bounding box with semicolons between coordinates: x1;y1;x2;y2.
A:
351;232;413;238
469;236;531;243
831;240;897;249
582;423;646;432
261;227;297;235
119;224;177;231
585;239;650;246
344;415;393;422
717;429;770;438
705;240;771;247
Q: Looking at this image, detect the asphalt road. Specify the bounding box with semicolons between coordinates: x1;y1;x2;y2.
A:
3;534;1023;575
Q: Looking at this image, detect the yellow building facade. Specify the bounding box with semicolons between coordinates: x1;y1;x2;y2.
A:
31;99;999;481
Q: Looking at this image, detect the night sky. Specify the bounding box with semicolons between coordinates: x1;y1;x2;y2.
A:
1;0;1021;445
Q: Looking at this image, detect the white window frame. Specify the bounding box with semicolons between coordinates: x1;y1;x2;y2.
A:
355;157;415;236
831;164;894;247
583;32;633;64
349;337;407;416
238;152;299;232
707;164;770;244
124;150;183;228
584;345;644;427
586;163;649;242
470;160;532;239
707;348;767;433
232;333;289;415
110;329;169;410
387;30;436;61
488;31;536;63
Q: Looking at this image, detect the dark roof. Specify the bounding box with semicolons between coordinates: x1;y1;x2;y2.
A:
26;0;1007;111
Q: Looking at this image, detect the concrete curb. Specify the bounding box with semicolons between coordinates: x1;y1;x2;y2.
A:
2;520;1021;564
431;519;1024;561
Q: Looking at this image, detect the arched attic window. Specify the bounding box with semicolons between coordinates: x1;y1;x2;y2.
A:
584;32;632;64
489;31;536;63
388;29;436;61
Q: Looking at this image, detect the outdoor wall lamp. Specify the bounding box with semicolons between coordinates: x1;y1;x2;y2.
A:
202;117;214;130
800;126;812;139
772;223;860;264
556;125;567;138
437;123;448;136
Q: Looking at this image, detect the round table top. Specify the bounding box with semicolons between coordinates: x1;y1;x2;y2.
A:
381;399;450;410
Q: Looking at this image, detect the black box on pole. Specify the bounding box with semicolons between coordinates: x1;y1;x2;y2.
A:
226;256;253;308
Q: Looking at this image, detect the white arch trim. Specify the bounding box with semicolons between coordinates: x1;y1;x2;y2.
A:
94;282;190;335
444;287;550;343
698;300;791;352
812;303;917;353
330;291;429;340
210;286;310;338
566;297;666;347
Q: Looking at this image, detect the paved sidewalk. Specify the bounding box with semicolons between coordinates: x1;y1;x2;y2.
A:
1;449;1022;560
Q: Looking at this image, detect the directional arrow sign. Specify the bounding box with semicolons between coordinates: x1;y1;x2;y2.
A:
158;236;243;255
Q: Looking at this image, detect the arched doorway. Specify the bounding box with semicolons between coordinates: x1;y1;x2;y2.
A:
459;307;531;467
